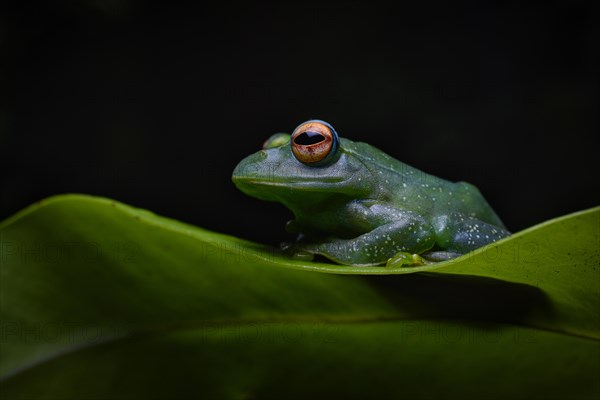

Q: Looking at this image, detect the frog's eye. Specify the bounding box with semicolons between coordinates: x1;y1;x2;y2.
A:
291;120;339;164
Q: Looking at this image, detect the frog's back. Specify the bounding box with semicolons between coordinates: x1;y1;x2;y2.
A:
343;139;506;229
342;139;439;185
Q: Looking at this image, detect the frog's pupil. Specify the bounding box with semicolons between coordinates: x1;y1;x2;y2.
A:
294;131;325;145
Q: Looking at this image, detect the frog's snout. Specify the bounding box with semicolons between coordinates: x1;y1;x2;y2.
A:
232;151;267;182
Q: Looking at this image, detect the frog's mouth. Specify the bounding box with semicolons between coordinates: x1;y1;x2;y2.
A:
233;176;353;194
233;176;361;208
232;172;373;208
239;176;346;185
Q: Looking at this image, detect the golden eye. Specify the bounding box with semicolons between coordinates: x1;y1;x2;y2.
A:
291;120;338;164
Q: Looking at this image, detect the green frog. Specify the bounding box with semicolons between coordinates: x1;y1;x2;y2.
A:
232;120;510;267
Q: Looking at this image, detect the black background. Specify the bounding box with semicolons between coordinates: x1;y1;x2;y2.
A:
3;1;598;246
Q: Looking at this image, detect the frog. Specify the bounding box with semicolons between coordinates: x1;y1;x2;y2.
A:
232;119;510;267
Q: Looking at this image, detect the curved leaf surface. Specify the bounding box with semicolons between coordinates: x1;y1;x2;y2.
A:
0;195;598;399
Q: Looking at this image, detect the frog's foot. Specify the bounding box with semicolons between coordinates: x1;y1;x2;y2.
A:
385;252;428;268
280;242;315;262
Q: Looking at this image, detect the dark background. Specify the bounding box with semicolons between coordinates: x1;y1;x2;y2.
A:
2;1;598;246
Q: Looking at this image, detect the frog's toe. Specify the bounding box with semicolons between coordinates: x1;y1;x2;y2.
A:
421;250;462;262
280;242;316;262
292;251;315;261
386;252;428;268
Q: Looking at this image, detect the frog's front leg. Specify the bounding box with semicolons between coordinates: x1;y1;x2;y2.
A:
298;213;436;266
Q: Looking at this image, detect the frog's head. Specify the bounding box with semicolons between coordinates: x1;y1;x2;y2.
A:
232;120;375;212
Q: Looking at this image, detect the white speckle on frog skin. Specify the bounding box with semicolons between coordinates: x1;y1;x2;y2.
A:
403;183;407;188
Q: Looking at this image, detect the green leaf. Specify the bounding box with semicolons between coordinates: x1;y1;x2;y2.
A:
1;194;598;399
